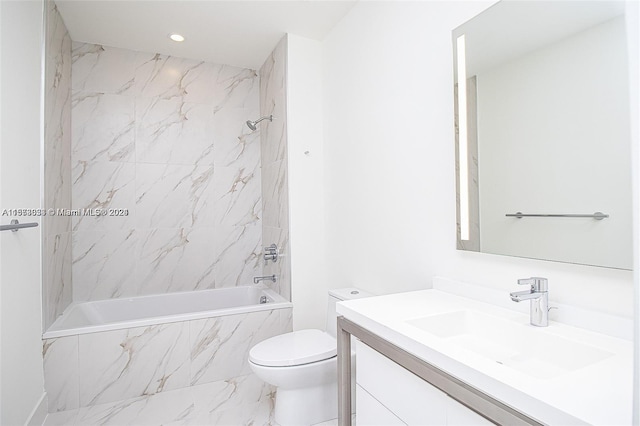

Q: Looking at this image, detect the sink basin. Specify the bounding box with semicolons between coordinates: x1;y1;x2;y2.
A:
406;310;613;379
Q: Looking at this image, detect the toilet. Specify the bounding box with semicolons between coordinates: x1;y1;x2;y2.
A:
248;288;372;426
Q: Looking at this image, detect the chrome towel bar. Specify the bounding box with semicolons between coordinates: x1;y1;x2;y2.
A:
0;219;39;232
506;212;609;220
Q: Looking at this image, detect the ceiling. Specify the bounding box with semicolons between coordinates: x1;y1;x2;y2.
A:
55;0;357;70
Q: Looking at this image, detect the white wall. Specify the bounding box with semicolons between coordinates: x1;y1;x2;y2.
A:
0;0;46;424
286;34;327;330
321;0;634;320
625;0;640;420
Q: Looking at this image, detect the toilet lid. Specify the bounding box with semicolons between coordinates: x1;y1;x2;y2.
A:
249;329;337;367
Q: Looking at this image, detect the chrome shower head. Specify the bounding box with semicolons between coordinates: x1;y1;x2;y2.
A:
246;115;273;131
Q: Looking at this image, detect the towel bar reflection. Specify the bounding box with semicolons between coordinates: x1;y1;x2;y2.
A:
506;212;609;220
0;219;39;232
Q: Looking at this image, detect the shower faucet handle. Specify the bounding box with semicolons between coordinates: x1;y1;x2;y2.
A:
264;244;279;263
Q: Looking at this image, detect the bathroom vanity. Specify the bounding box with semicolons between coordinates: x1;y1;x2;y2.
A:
336;279;633;425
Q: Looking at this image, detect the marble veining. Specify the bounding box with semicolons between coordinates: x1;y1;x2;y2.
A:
134;54;214;104
78;323;190;407
70;41;263;301
44;20;294;426
193;374;275;416
212;107;260;169
189;309;282;385
212;65;259;114
72;229;138;300
259;35;291;299
136;227;217;295
45;233;73;325
259;40;287;166
135;98;215;165
72;43;138;95
71;92;135;163
42;307;292;413
263;226;291;301
43;1;73;328
43;335;79;412
262;160;289;230
135;163;216;229
71;160;136;231
213;164;261;229
43;373;276;426
212;224;262;288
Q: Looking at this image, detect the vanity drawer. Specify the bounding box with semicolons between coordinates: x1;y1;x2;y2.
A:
355;340;448;425
356;384;406;425
446;396;494;426
355;340;494;425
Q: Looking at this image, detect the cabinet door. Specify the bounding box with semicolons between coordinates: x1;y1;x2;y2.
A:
446;397;495;426
356;384;406;426
356;341;448;425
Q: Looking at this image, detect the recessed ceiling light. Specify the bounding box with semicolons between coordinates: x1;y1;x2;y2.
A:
169;33;185;42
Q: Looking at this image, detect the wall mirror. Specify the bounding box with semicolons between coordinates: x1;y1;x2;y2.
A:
453;0;632;270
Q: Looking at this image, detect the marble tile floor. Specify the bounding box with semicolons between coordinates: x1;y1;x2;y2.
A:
42;373;344;426
43;374;277;426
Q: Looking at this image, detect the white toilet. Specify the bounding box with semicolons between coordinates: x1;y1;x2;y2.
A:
249;288;371;426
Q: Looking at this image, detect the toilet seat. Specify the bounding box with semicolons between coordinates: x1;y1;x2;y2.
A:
249;329;336;367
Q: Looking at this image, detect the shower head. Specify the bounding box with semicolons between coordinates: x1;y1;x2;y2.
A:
246;115;273;131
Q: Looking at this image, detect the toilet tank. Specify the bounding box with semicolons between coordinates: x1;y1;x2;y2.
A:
325;288;373;338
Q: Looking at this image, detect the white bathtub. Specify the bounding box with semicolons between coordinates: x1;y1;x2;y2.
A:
43;285;291;339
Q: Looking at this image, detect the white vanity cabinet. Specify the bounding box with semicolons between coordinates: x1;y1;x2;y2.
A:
337;287;633;425
355;340;493;426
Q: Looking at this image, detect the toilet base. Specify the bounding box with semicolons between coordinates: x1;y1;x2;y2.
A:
275;384;337;426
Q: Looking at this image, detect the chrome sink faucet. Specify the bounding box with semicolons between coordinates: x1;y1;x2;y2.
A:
510;277;549;327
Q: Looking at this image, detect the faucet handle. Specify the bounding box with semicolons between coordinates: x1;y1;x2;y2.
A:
517;277;548;292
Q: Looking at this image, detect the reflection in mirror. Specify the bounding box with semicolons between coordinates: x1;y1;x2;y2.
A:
453;1;632;269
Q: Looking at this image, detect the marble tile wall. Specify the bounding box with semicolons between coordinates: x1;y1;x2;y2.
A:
43;307;292;412
260;36;291;302
70;42;262;300
43;1;73;329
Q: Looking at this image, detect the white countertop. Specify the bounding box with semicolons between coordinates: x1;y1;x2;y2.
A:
337;288;633;425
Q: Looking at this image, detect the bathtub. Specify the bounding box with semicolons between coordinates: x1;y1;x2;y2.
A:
43;284;291;339
42;284;293;412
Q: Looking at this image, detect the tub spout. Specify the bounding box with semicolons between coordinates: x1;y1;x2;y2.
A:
253;275;276;284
